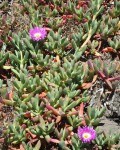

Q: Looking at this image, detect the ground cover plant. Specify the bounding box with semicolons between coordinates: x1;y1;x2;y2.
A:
0;0;120;149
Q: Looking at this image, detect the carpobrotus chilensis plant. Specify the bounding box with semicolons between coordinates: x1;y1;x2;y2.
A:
0;0;120;149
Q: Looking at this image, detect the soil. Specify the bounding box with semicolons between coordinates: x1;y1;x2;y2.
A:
99;117;120;135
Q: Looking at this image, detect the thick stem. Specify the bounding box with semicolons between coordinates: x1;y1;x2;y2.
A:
46;104;60;116
20;51;24;69
80;29;92;49
79;13;97;51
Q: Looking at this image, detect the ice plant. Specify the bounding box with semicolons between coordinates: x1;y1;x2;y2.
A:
78;126;96;143
2;0;120;149
29;27;47;41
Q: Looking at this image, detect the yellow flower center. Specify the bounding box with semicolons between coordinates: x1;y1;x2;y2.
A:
34;33;41;38
82;133;91;139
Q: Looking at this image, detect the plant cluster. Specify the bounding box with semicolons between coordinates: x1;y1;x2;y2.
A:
0;0;120;149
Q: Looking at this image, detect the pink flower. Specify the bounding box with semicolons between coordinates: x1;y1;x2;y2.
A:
78;126;96;143
29;27;47;41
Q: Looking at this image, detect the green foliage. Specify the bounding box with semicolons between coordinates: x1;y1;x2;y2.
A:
108;0;120;17
0;50;9;68
8;123;26;144
47;17;63;29
22;140;41;150
30;116;55;136
67;114;83;128
71;134;83;150
45;28;69;56
99;16;119;38
108;36;120;50
87;58;117;79
0;79;3;88
86;107;106;126
93;129;120;149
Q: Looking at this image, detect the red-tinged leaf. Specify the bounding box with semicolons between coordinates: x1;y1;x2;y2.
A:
27;130;37;139
0;97;3;103
102;47;115;53
44;27;52;32
5;92;9;99
31;116;39;122
0;138;4;143
70;132;74;136
66;43;72;49
20;144;25;150
13;3;24;10
85;114;89;121
83;18;88;23
26;133;31;139
62;20;67;24
56;55;60;63
48;83;56;87
49;138;60;144
39;92;47;98
8;36;12;42
81;120;86;126
87;60;94;70
79;102;84;118
28;138;38;145
53;55;60;63
62;15;72;19
53;58;57;62
0;39;3;44
24;112;31;118
1;74;7;79
81;82;93;89
79;103;86;126
38;0;45;4
85;51;90;56
8;146;20;150
83;62;88;73
108;76;120;82
76;1;87;9
62;15;67;20
94;34;101;38
56;116;61;123
46;104;60;116
21;124;27;129
97;71;106;79
92;75;98;83
49;4;54;8
9;90;13;100
105;79;113;90
57;6;62;12
67;15;73;18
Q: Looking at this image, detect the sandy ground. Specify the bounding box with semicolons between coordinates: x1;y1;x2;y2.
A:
98;117;120;134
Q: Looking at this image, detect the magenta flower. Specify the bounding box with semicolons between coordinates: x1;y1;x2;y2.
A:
29;27;47;41
78;126;96;143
